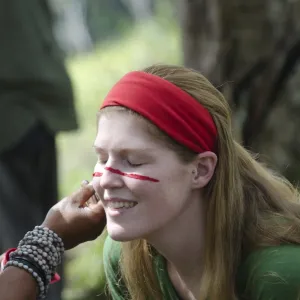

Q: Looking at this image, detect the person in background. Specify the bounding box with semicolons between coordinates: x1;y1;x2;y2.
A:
0;1;78;299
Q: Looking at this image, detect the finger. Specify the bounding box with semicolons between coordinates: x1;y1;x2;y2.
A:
81;180;92;207
86;201;106;217
72;185;95;206
83;180;98;206
87;179;100;204
81;180;89;188
94;192;101;202
87;195;98;205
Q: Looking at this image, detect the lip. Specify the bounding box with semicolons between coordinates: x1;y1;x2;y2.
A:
104;197;137;203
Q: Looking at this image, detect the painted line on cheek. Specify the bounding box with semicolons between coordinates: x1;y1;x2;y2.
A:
93;167;159;183
93;172;103;177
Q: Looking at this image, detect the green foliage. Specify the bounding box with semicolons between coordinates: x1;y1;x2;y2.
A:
58;17;181;300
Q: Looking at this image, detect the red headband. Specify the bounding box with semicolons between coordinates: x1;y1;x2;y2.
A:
100;71;217;153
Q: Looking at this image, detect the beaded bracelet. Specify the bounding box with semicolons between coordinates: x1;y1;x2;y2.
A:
4;226;65;299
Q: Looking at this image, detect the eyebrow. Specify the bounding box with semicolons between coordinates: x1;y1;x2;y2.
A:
92;146;155;154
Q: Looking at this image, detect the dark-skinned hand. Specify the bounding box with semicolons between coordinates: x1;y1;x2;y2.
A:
41;184;106;250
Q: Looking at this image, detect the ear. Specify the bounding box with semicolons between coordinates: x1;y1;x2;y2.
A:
190;151;217;189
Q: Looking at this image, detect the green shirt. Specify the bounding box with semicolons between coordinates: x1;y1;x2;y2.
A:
103;236;300;299
0;0;78;152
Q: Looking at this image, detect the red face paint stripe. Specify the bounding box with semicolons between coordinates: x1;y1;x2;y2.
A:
93;167;159;183
93;172;103;177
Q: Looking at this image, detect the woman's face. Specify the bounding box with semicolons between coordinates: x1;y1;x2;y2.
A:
92;112;195;241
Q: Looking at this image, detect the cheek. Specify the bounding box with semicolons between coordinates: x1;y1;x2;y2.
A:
132;177;165;196
91;163;104;196
122;178;160;199
127;180;152;193
157;171;191;201
132;167;188;195
159;169;189;188
94;162;102;173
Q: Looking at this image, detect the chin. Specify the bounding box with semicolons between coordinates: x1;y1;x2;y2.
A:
107;222;147;242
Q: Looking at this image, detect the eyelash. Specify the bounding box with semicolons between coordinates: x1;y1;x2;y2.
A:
97;158;143;167
127;161;143;167
97;159;107;165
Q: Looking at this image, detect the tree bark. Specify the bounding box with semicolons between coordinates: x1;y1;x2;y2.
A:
180;0;300;182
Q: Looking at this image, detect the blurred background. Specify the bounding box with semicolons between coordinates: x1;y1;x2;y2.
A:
3;0;300;299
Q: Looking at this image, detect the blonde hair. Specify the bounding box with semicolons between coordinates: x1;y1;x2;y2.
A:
102;64;300;300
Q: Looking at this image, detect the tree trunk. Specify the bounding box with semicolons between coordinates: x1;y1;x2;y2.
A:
120;0;154;22
180;0;300;183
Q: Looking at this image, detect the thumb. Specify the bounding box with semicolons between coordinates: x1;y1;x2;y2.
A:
72;185;95;206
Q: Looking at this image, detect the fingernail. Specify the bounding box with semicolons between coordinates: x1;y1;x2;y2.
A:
81;180;89;187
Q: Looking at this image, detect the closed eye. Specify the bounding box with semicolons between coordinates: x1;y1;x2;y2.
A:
127;160;143;167
97;158;107;165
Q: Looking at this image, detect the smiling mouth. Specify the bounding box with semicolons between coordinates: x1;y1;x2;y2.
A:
106;201;137;209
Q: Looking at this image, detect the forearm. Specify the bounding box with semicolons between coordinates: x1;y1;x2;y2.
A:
0;266;38;300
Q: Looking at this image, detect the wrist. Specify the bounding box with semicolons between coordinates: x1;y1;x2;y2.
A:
2;265;39;297
1;226;64;298
0;248;16;272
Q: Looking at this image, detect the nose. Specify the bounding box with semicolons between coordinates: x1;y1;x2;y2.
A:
100;165;124;190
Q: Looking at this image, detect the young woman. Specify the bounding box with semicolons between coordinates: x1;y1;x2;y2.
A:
93;64;300;300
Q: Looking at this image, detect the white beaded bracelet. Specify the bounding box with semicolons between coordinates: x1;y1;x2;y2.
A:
5;226;65;299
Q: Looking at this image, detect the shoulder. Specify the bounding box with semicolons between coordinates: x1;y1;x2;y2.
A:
103;235;128;299
237;245;300;299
